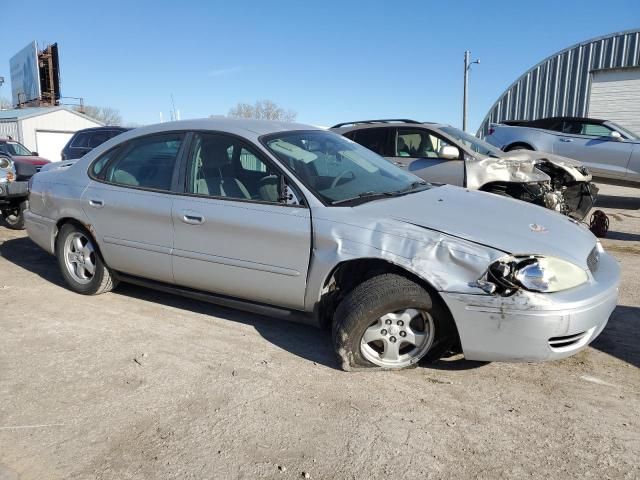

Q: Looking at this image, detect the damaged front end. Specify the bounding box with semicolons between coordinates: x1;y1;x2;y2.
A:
533;160;597;220
472;253;590;296
467;153;597;220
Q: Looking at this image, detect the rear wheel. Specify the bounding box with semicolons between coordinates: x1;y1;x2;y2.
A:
505;143;533;152
1;201;27;230
55;223;117;295
332;274;456;371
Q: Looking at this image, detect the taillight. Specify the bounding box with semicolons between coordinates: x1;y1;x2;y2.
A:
488;127;495;135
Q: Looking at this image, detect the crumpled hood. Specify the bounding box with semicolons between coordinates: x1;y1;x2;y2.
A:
357;185;596;269
502;150;590;180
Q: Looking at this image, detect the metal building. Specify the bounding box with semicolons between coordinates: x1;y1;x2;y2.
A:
0;107;102;161
478;29;640;136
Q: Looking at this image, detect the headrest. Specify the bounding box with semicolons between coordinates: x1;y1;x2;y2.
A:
200;138;233;169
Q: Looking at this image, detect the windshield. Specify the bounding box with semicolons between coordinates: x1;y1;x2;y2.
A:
263;130;429;205
608;122;639;140
440;126;504;157
0;141;33;156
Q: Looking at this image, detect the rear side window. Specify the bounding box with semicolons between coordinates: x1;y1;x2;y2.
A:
71;132;90;148
87;131;112;148
103;133;183;191
352;128;389;156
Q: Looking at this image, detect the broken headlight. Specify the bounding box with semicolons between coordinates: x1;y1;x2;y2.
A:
476;256;588;295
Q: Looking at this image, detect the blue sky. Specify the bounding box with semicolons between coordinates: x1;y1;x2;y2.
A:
1;1;639;131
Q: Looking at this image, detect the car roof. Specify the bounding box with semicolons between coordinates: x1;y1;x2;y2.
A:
504;116;607;126
331;120;449;133
118;118;320;140
72;126;131;135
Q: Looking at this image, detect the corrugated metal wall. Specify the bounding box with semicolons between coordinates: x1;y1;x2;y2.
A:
0;121;19;140
478;29;640;136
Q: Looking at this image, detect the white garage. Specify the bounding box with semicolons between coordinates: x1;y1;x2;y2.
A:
0;106;102;161
589;67;640;135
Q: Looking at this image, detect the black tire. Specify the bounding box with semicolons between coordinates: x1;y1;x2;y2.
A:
332;274;456;371
1;201;27;230
55;223;117;295
505;143;533;152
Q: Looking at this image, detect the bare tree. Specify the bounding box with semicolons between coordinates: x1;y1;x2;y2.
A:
75;105;123;126
0;97;11;110
228;100;297;122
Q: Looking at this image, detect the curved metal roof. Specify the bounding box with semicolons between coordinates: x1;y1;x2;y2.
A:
478;29;640;136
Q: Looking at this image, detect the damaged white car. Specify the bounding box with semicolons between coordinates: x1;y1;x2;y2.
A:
332;120;597;220
25;119;619;370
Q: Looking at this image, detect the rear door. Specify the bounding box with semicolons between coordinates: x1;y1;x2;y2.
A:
171;132;312;309
389;128;465;186
82;132;186;283
553;120;633;178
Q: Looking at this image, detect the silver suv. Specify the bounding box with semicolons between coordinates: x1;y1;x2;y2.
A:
25;119;619;370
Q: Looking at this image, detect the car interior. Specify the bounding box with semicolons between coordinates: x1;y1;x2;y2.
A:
188;135;280;203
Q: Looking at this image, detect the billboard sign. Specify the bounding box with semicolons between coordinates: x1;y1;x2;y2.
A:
9;41;41;105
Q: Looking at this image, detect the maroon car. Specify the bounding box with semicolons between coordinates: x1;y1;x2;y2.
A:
0;138;50;229
0;137;51;171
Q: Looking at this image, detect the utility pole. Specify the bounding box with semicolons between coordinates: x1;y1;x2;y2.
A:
463;50;480;132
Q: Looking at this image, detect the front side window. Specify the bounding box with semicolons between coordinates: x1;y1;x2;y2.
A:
186;133;283;203
263;130;428;205
103;133;183;190
580;123;613;137
395;129;455;159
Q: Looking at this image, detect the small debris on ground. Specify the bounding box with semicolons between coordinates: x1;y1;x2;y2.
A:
278;465;286;472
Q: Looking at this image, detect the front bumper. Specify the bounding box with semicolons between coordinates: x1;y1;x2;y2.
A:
441;249;620;362
0;180;29;203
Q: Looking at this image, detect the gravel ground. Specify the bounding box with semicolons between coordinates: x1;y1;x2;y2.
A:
0;183;638;480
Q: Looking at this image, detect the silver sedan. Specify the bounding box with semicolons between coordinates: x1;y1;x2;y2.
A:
25;119;620;370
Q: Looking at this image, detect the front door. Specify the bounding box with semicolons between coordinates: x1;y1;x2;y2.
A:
553;120;633;178
390;128;465;186
171;132;312;310
82;132;185;283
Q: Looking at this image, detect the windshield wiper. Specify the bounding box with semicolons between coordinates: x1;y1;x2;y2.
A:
331;190;397;205
398;180;428;193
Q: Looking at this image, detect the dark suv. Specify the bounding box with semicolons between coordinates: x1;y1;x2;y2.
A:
61;126;129;160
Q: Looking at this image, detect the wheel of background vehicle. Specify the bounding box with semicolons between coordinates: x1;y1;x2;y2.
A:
505;143;533;151
55;223;118;295
0;201;27;230
332;273;456;371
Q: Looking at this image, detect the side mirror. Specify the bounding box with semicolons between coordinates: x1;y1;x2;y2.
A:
609;131;623;141
31;151;39;156
439;145;460;160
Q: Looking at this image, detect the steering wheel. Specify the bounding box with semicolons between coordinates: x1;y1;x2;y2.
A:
331;170;355;189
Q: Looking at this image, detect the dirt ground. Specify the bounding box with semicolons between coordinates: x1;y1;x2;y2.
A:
0;183;638;480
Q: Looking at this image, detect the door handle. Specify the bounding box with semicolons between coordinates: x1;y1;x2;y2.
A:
181;211;204;225
89;199;104;208
559;138;573;143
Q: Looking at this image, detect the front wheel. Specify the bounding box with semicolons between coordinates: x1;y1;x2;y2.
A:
1;201;27;230
55;223;118;295
332;274;456;371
